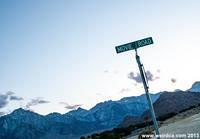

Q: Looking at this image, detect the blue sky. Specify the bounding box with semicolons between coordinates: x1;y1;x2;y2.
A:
1;0;200;115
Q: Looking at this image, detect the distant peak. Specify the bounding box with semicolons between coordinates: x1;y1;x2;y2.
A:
77;107;86;111
174;89;183;92
69;107;87;113
192;81;200;86
188;81;200;92
11;108;36;116
45;112;62;117
13;108;27;113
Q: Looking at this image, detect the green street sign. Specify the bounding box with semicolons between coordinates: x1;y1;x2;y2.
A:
115;37;153;54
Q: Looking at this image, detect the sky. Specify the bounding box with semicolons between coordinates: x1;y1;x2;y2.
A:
1;0;200;115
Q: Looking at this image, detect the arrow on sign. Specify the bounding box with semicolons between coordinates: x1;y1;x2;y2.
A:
115;37;153;54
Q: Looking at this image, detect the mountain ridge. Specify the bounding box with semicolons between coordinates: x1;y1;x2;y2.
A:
0;93;160;139
0;81;200;139
118;90;200;128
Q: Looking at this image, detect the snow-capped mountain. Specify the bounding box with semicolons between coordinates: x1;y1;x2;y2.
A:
0;108;103;139
87;93;160;127
188;81;200;92
0;93;160;139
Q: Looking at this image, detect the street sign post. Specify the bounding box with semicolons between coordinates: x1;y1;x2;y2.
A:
115;37;160;139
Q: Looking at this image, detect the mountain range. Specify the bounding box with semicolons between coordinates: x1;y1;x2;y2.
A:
0;82;200;139
118;90;200;128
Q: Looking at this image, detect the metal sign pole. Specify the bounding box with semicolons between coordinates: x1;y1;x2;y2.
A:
115;37;160;138
135;49;160;139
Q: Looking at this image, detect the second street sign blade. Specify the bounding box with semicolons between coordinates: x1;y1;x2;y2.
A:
115;37;154;54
